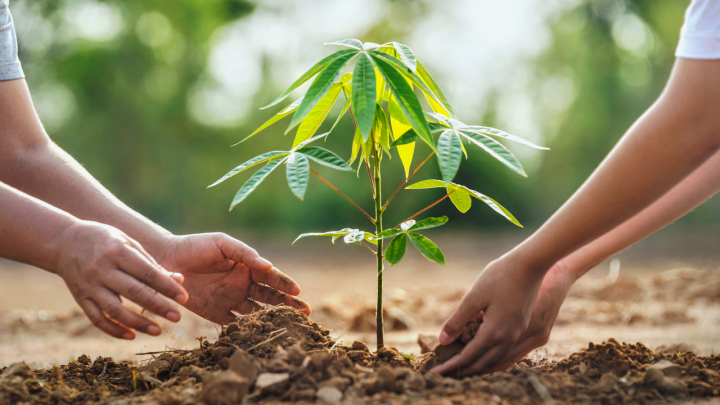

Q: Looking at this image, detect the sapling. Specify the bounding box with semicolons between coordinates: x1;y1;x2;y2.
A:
209;39;547;349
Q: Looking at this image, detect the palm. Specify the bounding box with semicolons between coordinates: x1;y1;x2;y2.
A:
159;233;309;324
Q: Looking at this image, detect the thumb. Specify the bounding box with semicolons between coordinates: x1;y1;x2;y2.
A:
215;234;272;271
439;293;485;345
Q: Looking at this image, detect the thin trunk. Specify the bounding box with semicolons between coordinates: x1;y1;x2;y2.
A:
374;144;384;349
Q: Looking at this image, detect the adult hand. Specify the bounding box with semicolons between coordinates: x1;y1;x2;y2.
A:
55;221;188;340
431;255;546;376
158;233;310;324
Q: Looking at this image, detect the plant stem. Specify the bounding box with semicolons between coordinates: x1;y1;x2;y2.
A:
395;192;452;228
381;151;435;211
372;133;384;349
309;168;375;223
361;241;377;255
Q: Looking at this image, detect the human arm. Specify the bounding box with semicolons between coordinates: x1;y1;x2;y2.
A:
0;78;310;324
0;181;188;339
487;147;720;372
434;58;720;375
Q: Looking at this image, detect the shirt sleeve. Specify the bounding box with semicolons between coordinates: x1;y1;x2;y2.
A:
0;0;24;81
676;0;720;60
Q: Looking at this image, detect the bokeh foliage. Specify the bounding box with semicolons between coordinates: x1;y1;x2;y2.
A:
16;0;714;239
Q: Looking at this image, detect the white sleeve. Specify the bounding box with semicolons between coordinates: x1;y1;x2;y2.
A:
676;0;720;60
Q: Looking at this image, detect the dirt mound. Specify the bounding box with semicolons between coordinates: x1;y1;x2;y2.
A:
3;307;720;404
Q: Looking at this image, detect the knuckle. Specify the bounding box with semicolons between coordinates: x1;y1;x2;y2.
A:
141;266;158;285
87;312;105;328
104;302;125;319
103;239;126;257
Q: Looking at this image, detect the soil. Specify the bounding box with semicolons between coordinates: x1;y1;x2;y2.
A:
3;306;720;405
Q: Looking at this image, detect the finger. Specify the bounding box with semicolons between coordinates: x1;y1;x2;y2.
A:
105;269;181;322
438;292;486;345
432;311;516;375
79;298;135;340
122;236;185;284
114;244;188;304
215;234;273;271
459;343;514;377
248;283;311;315
94;287;163;336
486;334;547;373
250;266;301;295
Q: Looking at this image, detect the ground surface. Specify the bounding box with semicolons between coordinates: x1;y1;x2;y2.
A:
2;231;720;403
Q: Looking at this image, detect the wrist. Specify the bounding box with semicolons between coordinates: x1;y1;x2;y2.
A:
47;219;85;277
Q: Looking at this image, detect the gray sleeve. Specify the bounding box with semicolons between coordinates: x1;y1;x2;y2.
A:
0;0;24;81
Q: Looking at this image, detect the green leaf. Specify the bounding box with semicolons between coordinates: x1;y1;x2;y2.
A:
286;153;310;200
298;146;352;171
343;229;366;244
408;216;448;231
292;82;342;147
293;229;353;244
388;97;415;176
209;151;289;188
408;233;446;265
417;61;455;117
368;54;435;151
352;53;377;141
375;104;390;154
369;51;447;115
384;235;407;265
290;132;329;152
405;179;445;189
350;126;363;164
390;129;420;147
437;129;463;184
374;228;406;240
460;131;527;177
448;186;472;213
325;38;363;50
463;126;548;150
330;96;352;133
234;97;303;145
456;185;522;227
392;42;417;73
230;158;285;210
263;49;357;109
288;51;358;131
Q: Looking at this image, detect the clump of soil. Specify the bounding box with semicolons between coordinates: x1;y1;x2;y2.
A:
3;306;720;404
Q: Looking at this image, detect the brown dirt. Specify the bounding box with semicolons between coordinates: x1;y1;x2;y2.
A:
3;306;720;404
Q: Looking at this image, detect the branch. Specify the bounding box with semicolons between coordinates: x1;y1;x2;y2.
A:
395;191;452;228
310;168;375;223
361;240;378;255
382;151;435;211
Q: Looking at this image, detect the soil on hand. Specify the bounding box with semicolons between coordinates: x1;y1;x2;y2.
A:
3;307;720;404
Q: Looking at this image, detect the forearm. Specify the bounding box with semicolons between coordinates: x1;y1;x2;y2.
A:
560;149;720;280
0;79;171;259
0;181;77;271
510;59;720;277
0;141;171;256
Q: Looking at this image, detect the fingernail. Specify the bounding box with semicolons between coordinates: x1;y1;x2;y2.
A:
166;311;181;322
174;293;188;304
170;273;184;283
122;332;134;340
439;331;451;345
147;325;161;335
257;257;272;267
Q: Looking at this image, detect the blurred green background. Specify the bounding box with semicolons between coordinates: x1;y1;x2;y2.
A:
13;0;712;241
